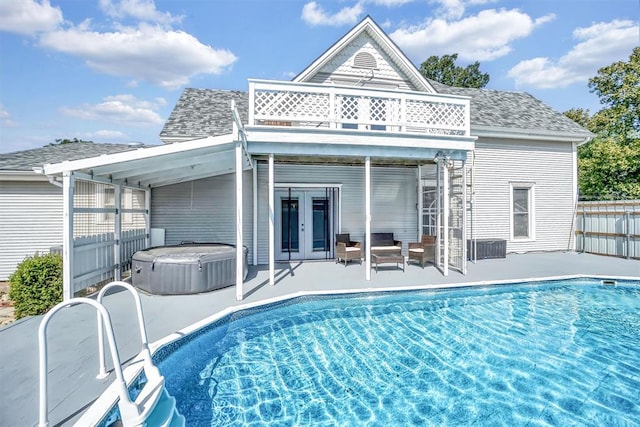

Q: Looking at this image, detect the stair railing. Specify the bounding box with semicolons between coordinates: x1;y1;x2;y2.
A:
38;298;138;427
96;281;160;384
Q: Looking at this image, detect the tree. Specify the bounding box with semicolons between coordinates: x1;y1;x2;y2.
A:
419;54;490;88
588;47;639;139
565;47;640;200
49;137;93;146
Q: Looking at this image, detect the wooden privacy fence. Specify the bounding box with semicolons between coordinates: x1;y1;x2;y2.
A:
575;200;640;260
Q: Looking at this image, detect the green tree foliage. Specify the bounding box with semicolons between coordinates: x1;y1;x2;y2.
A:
588;47;639;139
419;54;490;88
8;254;63;319
50;137;93;146
565;47;640;200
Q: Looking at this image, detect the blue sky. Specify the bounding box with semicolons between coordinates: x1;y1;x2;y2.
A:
0;0;638;154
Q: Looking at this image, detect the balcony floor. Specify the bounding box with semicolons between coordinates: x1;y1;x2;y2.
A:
1;252;638;426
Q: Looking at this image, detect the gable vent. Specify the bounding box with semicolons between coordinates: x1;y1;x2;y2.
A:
353;51;377;69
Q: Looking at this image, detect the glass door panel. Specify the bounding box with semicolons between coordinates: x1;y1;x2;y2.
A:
312;198;329;252
281;198;299;253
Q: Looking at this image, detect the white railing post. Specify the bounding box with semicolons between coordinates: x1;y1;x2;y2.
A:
329;85;336;129
253;166;258;266
443;160;449;276
144;186;151;249
248;80;255;126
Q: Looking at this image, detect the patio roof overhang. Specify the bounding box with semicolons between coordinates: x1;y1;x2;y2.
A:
42;134;251;188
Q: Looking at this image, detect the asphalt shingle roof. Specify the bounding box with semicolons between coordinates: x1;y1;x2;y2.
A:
428;79;592;136
160;89;249;141
159;83;592;141
0;142;146;171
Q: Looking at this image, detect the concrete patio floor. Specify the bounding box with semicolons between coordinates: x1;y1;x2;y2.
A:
1;252;638;426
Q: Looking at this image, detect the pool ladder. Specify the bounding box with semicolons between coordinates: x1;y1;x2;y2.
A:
38;281;185;427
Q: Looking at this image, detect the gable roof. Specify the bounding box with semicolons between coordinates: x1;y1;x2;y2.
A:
160;89;249;143
429;79;593;139
0;142;146;172
293;16;435;93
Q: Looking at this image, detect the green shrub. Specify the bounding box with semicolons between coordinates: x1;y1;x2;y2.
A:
8;253;63;319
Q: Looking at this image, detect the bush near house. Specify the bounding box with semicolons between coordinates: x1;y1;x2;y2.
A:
8;254;63;319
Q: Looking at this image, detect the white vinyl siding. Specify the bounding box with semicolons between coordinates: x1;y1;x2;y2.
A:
0;181;63;280
150;171;254;260
256;163;417;264
471;138;574;253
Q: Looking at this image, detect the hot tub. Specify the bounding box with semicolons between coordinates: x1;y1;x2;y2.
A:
131;243;248;295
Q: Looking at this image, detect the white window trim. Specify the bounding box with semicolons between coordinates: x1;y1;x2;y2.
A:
509;182;536;242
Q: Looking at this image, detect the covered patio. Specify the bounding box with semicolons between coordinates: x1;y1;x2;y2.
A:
1;252;638;426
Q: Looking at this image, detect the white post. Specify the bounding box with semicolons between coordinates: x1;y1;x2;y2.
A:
114;184;122;281
461;160;468;275
62;171;74;301
435;162;441;268
144;187;151;248
417;165;423;240
235;141;244;301
443;160;449;277
268;154;275;286
365;156;371;281
253;166;258;266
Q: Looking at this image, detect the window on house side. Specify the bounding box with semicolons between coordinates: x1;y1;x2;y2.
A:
512;186;533;239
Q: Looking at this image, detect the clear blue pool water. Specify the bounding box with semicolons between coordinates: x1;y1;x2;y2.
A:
154;279;640;426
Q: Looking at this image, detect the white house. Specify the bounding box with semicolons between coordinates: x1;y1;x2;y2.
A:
41;17;592;300
0;143;142;281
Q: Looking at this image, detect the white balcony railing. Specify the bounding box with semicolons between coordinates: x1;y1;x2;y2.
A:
248;79;471;137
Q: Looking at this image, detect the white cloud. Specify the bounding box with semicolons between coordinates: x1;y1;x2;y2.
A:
508;19;638;89
99;0;182;25
0;104;19;128
428;0;499;20
302;1;364;26
0;0;63;35
368;0;414;6
60;94;166;126
390;9;555;62
86;129;129;140
39;23;237;89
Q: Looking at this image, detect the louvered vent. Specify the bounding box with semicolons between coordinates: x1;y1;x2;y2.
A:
353;51;377;69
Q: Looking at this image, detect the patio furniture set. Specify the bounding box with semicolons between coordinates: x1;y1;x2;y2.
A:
336;232;437;272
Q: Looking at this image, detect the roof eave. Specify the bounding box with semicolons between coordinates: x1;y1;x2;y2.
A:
472;125;594;143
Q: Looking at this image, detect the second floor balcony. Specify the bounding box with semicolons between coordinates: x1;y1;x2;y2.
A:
247;79;471;139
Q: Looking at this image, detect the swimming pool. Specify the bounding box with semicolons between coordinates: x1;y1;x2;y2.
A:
148;278;640;426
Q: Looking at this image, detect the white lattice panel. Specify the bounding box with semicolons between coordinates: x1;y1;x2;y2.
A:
250;80;470;136
254;90;330;121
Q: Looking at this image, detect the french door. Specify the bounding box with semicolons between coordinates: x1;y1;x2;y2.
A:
275;189;335;260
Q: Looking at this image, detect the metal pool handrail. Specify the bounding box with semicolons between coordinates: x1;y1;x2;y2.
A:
38;298;136;427
96;281;160;382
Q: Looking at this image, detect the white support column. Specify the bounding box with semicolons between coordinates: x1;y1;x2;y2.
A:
235;141;244;301
253;166;258;266
417;165;423;240
365;156;371;281
443;160;450;277
114;184;122;281
268;154;275;286
461;160;468;275
62;171;75;301
436;162;441;268
144;186;151;248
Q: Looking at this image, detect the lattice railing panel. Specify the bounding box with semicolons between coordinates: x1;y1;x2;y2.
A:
250;80;470;136
254;90;330;122
406;100;467;135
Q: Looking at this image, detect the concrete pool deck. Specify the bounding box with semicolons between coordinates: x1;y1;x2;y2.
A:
1;252;638;426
